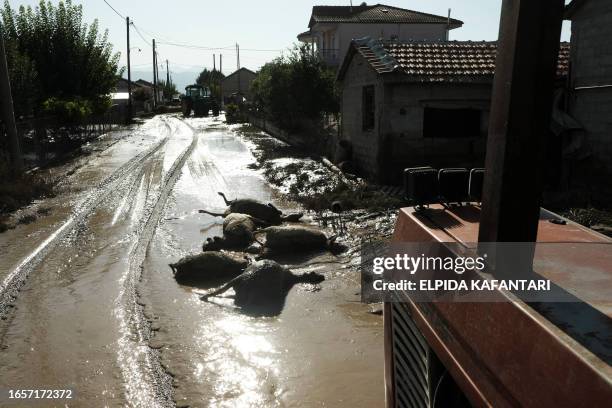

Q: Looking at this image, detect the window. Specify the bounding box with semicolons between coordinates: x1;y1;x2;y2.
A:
423;108;482;138
362;86;375;130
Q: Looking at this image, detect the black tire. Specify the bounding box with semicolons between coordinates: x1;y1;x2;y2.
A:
212;109;220;117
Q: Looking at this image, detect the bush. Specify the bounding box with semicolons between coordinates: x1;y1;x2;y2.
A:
225;103;244;124
251;44;339;129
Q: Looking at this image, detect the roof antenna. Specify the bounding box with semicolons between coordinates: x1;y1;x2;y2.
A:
350;0;353;13
446;8;451;41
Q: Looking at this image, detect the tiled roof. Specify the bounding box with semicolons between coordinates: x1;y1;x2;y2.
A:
309;4;463;28
339;38;571;82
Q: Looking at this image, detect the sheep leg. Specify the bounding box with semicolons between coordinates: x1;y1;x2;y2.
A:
217;192;233;205
201;276;240;301
199;209;225;217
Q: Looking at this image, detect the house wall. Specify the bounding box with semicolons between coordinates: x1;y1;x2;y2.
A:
315;23;448;66
341;53;492;184
379;82;491;183
340;52;384;180
569;0;612;183
222;70;257;100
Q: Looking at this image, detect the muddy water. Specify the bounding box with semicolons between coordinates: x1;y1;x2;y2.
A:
0;115;383;407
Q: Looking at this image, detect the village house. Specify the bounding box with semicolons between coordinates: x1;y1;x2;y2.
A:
337;37;570;184
564;0;612;196
134;79;164;103
112;78;132;106
221;67;257;103
297;3;463;67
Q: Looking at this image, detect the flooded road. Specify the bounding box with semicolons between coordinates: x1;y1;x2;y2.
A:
0;115;383;407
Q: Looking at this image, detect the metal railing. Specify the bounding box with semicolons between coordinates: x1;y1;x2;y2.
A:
318;48;341;66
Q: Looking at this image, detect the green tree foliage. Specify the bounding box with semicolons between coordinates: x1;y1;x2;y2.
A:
159;80;177;101
251;45;339;129
195;68;224;101
0;0;121;118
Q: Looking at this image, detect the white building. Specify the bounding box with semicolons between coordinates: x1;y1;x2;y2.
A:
297;4;463;67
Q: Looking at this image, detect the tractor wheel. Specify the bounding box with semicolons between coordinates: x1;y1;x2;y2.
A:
182;100;192;117
212;108;220;117
202;110;209;117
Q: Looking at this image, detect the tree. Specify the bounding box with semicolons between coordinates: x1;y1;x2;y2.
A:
0;0;121;118
159;80;177;101
251;44;338;129
195;68;224;101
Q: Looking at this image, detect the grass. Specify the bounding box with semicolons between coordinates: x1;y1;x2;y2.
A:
0;174;54;214
299;182;404;213
561;207;612;228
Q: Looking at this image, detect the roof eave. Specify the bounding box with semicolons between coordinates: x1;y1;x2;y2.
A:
565;0;587;19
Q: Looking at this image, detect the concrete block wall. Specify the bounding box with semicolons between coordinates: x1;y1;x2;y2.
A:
569;0;612;186
379;82;492;184
339;53;383;181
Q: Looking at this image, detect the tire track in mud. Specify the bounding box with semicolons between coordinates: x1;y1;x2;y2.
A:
115;117;199;407
0;119;171;322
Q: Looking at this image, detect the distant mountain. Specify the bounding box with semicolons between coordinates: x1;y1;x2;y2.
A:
123;70;200;94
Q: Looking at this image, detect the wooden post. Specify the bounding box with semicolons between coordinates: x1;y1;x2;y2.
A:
478;0;565;243
0;25;24;175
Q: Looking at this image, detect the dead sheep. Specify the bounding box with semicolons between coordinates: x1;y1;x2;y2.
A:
255;226;345;254
201;259;324;315
202;213;266;252
199;192;303;225
169;251;249;285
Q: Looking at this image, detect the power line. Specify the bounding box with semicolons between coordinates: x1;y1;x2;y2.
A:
102;0;125;20
158;40;282;52
131;24;153;49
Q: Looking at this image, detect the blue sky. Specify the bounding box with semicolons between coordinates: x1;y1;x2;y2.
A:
10;0;572;79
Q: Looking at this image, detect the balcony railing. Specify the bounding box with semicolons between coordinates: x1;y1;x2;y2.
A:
318;48;341;66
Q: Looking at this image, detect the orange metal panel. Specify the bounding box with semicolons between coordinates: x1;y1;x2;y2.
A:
386;205;612;407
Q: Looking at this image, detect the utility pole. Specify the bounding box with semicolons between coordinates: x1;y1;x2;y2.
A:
236;43;240;70
126;17;132;122
220;54;223;108
0;25;24;175
166;59;170;85
236;43;241;95
152;38;157;107
213;54;216;71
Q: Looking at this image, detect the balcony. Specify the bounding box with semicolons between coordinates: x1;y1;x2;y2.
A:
318;48;341;66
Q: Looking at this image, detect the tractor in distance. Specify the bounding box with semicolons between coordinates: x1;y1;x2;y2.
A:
181;84;220;117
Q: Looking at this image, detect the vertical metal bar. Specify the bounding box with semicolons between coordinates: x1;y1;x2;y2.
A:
478;0;565;243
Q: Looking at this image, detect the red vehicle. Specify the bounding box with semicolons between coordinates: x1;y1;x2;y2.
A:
385;205;612;407
384;2;612;406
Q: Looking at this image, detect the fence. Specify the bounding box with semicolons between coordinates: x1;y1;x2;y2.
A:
247;111;340;159
1;105;126;170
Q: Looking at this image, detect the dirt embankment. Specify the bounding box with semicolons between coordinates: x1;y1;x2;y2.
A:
232;123;403;245
0;124;136;233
